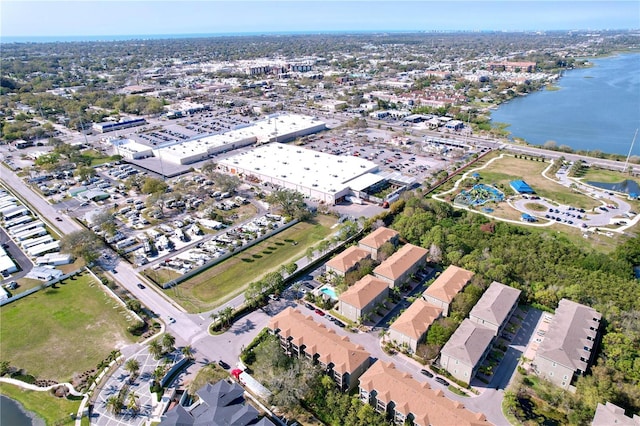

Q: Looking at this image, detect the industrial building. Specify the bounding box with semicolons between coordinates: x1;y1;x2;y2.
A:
115;113;327;166
219;142;380;205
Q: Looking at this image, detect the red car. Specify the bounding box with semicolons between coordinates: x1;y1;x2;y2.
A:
314;309;325;316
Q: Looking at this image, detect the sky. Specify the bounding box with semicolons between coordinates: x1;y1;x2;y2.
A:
1;1;639;40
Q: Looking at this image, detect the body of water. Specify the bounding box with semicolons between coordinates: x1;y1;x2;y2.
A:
491;53;640;156
0;395;41;426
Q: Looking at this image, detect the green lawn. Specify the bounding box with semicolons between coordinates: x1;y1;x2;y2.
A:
579;167;640;185
0;273;136;382
163;215;338;313
476;156;599;209
0;382;81;426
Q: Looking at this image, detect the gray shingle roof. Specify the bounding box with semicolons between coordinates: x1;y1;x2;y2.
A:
469;281;521;327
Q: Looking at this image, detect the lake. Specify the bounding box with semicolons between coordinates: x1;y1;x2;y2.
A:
0;395;41;426
491;53;640;156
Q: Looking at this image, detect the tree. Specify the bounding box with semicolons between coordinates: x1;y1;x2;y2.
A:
141;177;168;195
212;172;241;193
61;229;103;264
219;306;234;327
105;395;123;415
266;189;307;219
124;359;140;381
201;161;217;176
126;392;140;414
126;299;142;313
161;333;176;353
148;339;164;360
152;365;166;385
181;345;194;360
75;165;96;181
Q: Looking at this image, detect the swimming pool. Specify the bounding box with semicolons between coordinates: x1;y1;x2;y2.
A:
319;285;338;300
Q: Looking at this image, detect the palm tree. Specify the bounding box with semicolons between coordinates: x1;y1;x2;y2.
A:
124;359;140;381
152;365;166;386
105;395;123;415
127;392;140;414
148;339;164;360
181;345;194;360
220;306;234;327
161;333;176;353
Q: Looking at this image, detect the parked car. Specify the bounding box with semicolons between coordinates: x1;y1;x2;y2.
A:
217;360;230;369
314;309;325;316
435;377;450;386
420;369;434;378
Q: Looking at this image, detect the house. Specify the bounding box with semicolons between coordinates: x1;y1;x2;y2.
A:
388;299;443;353
423;265;474;316
358;361;490;426
533;299;601;391
325;246;371;277
439;319;495;385
373;243;428;288
358;226;400;261
160;380;274;426
468;281;521;336
592;402;640;426
337;275;389;323
268;308;371;391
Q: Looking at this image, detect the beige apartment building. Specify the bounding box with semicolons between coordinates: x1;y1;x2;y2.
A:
337;275;389;323
388;298;443;353
325;246;371;277
358;226;400;261
423;265;474;316
373;243;428;288
268;308;371;391
358;360;491;426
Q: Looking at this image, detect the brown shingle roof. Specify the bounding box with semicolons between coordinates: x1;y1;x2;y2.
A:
268;308;370;375
325;246;370;273
373;243;427;280
359;226;399;250
338;275;389;309
359;361;491;426
389;299;443;340
423;265;474;304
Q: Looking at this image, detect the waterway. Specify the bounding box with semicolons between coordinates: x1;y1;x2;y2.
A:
0;395;44;426
491;53;640;156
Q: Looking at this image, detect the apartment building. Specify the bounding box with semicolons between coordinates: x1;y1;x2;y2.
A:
325;246;371;277
533;299;602;391
358;226;400;261
439;319;495;385
373;243;428;288
337;275;389;323
423;265;474;316
388;299;443;353
468;281;521;336
358;361;491;426
268;308;371;391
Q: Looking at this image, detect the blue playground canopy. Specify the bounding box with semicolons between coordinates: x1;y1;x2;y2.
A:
510;180;535;194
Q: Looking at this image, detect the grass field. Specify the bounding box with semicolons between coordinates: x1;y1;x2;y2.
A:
475;156;600;209
164;215;338;313
0;382;81;426
579;167;640;184
0;273;136;382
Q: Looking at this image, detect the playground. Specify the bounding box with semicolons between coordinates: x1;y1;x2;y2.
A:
454;183;505;207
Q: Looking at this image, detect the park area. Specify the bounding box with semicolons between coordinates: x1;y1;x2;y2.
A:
471;155;600;209
163;214;338;313
0;273;135;383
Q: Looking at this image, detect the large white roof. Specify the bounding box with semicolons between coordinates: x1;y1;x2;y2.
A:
220;143;378;195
